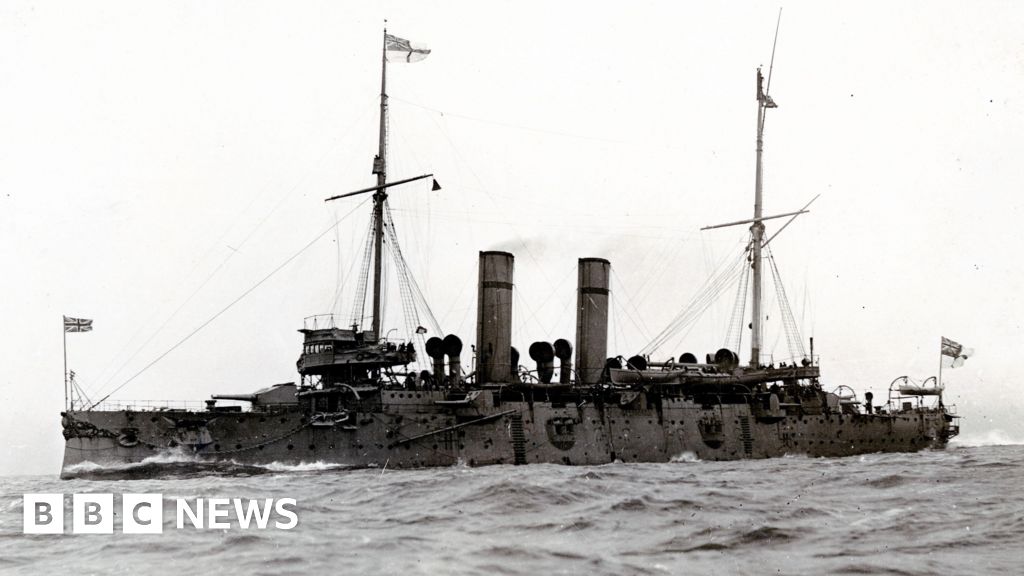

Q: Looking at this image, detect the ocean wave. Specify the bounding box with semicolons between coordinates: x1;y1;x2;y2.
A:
863;474;910;489
7;444;1024;575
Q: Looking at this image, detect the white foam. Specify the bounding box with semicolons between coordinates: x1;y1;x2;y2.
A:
951;429;1024;447
62;450;351;475
671;451;701;463
61;448;205;474
258;461;348;472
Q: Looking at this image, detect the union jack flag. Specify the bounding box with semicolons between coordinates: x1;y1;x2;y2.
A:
385;34;431;63
64;316;93;333
941;336;972;368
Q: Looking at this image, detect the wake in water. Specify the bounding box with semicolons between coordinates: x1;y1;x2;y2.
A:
62;449;356;480
670;451;701;463
950;429;1024;448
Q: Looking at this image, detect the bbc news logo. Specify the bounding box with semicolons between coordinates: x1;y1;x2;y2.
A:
23;494;298;534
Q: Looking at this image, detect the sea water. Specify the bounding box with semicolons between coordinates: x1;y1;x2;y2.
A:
1;443;1021;575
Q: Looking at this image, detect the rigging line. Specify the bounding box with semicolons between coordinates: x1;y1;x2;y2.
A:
88;197;371;409
384;237;424;368
640;250;746;353
676;263;744;342
642;253;746;355
765;7;783;97
765;252;787;348
664;262;745;359
630;234;683;311
88;107;376;399
724;259;751;352
329;224;364;316
517;264;576;340
610;289;650;355
89;246;238;399
610;295;632;355
333;207;345;311
408;279;442;335
765;247;804;361
415;98;557;290
382;204;436;371
610;269;653;343
513;288;552;341
647;261;726;346
382;202;443;335
723;260;746;349
339;214;376;315
389;96;625;144
350;215;376;328
609;290;619;355
441;272;474;330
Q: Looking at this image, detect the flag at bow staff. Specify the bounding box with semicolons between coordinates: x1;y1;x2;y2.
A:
386;34;431;63
940;336;972;368
64;316;93;333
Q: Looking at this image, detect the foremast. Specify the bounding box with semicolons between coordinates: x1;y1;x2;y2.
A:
318;28;438;379
370;28;390;340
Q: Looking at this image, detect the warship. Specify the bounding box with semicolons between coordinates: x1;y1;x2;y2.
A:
59;31;959;478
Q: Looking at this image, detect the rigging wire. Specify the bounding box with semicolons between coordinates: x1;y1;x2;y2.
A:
724;253;752;352
766;245;806;362
516;264;576;342
407;94;559;292
513;288;551;343
609;269;654;346
390;96;625;145
382;201;443;368
86;98;380;401
88;197;371;409
349;215;376;329
639;249;747;356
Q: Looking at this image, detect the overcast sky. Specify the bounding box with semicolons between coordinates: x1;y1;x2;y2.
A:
2;1;1022;475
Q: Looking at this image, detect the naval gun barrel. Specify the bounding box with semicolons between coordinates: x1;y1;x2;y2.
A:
210;394;257;403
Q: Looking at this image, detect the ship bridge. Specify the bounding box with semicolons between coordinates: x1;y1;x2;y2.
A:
297;314;415;383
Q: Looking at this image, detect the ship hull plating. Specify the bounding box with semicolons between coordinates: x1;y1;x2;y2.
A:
60;390;952;478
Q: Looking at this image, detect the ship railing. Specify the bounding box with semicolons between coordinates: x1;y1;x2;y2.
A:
81;399;208;412
304;314;337;331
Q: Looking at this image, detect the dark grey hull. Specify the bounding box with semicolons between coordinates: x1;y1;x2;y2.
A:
60;389;953;478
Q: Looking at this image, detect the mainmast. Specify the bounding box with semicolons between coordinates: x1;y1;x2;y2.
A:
370;28;389;339
750;68;776;367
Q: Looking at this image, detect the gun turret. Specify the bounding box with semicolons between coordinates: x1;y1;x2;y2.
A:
209;383;298;410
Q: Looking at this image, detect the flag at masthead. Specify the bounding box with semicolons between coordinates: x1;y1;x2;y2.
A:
370;29;430;339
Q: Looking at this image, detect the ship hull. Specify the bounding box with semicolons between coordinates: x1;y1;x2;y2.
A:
60;389;953;478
